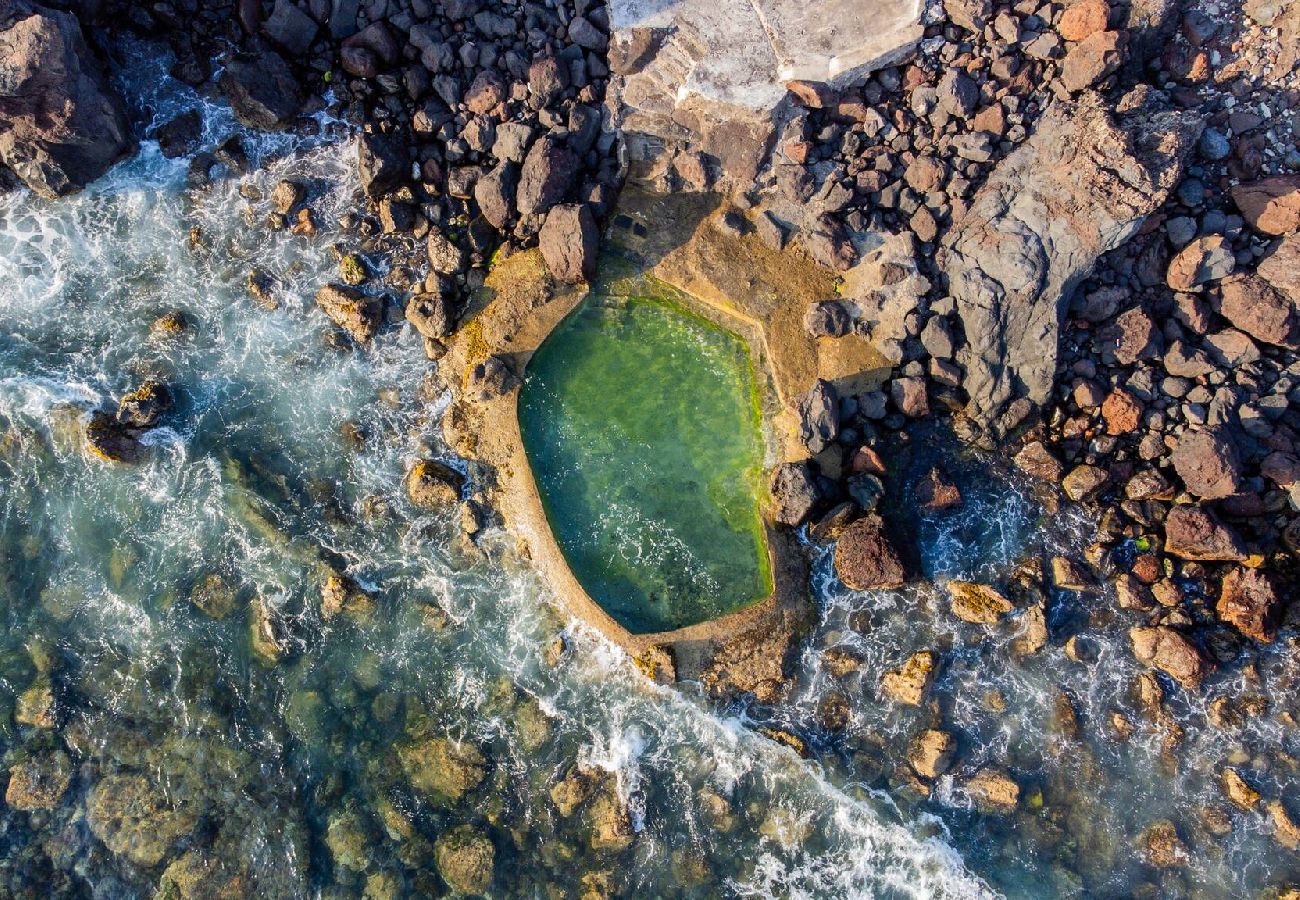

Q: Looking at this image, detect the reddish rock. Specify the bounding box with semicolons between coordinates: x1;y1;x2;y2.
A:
1166;235;1235;291
1231;175;1300;235
1061;30;1124;93
1217;568;1280;642
1218;274;1300;349
848;445;887;476
464;70;506;115
891;376;929;418
916;466;962;511
833;516;906;590
1258;235;1300;298
1101;387;1142;435
1014;441;1063;481
1171;427;1243;500
1164;505;1248;561
1058;0;1110;40
1130;626;1209;689
785;80;838;108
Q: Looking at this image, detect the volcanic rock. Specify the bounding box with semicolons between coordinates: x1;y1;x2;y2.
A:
315;284;380;344
1164;505;1248;561
539;203;598;284
1171;427;1242;500
0;0;132;197
834;516;906;590
1217;567;1280;642
1130;625;1208;689
1231;175;1300;235
219;51;303;131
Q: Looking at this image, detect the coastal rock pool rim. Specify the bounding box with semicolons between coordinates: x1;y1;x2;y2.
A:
438;243;812;688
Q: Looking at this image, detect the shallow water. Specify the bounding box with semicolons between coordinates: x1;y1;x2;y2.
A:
518;295;770;634
0;39;1297;900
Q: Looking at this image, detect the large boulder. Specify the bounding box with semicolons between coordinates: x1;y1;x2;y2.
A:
1217;567;1280;643
833;516;906;590
435;825;495;895
314;284;380;344
516;135;578;217
945;90;1201;440
1163;505;1248;561
0;0;132;197
1231;174;1300;235
1170;427;1242;500
219;50;303;131
538;203;598;283
1130;625;1208;689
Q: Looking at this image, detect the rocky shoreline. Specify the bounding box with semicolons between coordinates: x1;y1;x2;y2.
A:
3;0;1300;887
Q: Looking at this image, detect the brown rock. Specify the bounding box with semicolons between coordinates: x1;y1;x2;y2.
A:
962;768;1020;808
1057;0;1110;40
1129;625;1208;689
1231;175;1300;235
1062;464;1109;502
1218;274;1300;349
1101;387;1142;434
1061;31;1123;93
1221;767;1261;809
881;650;938;705
406;460;464;508
1269;800;1300;850
891;376;929;418
1014;441;1063;481
5;751;72;810
1167;235;1235;291
1140;820;1188;868
833;516;906;590
916;465;961;510
539;203;598;284
1217;567;1280;642
909;729;957;779
314;284;380;344
1108;306;1162;365
1171;427;1243;500
948;581;1014;624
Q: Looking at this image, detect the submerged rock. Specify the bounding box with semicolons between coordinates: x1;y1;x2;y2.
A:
190;573;238;620
398;737;486;804
435;825;494;895
85;410;144;463
5;749;72;810
1139;820;1188;868
86;773;199;867
320;573;375;623
0;0;132;197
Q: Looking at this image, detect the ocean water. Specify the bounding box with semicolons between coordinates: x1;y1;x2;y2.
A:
0;40;1296;899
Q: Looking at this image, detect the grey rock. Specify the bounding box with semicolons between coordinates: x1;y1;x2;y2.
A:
516;137;578;217
797;380;840;455
262;0;318;55
770;461;819;527
946;91;1201;441
357;131;409;199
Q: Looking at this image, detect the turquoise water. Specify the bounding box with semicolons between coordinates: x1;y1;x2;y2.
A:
518;296;771;634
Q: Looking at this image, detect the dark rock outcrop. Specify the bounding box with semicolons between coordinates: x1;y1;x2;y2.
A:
218;50;303;131
945;90;1201;441
0;0;131;197
833;515;906;590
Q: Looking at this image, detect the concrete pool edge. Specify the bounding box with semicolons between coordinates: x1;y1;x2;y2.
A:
439;245;814;698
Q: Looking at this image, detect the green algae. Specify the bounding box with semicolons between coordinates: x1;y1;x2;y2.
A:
518;294;771;634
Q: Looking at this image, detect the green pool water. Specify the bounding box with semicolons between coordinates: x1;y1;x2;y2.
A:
518;294;772;634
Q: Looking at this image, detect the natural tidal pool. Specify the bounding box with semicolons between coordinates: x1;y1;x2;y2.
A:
518;295;772;634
